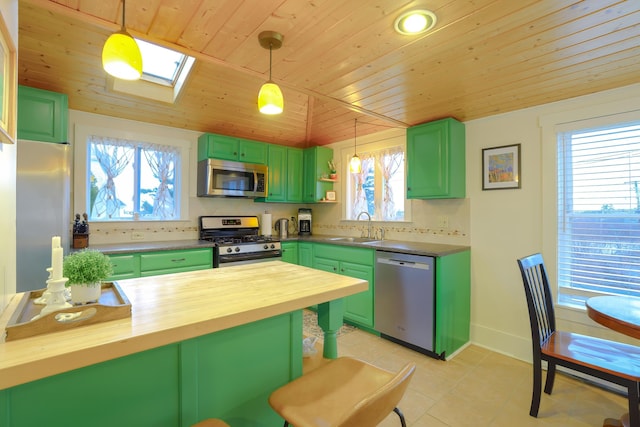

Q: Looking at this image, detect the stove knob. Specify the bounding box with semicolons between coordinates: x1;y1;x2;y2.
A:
235;247;240;252
226;248;233;253
270;244;276;249
263;244;269;250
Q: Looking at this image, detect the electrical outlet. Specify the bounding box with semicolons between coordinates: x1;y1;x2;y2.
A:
437;215;449;228
131;232;145;240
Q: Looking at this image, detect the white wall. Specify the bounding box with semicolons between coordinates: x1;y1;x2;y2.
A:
467;83;640;361
0;0;18;315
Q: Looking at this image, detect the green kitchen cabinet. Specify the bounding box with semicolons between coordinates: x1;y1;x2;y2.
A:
17;85;68;143
406;117;465;199
286;147;304;202
298;242;313;267
106;254;140;281
313;244;375;329
303;146;334;203
140;248;213;277
263;144;287;201
281;241;298;264
258;145;303;203
198;133;267;164
106;248;213;280
435;250;471;357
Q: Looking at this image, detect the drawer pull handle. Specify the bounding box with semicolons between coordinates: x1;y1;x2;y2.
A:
171;258;186;263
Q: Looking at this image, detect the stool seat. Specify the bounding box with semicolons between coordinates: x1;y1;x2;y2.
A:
191;419;230;427
269;356;415;427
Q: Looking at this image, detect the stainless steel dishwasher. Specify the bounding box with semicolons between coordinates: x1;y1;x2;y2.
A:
374;251;436;356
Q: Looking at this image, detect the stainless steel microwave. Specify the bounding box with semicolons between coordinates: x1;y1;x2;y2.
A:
197;159;268;198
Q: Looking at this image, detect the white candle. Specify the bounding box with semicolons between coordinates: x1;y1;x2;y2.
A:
52;236;61;249
52;247;63;280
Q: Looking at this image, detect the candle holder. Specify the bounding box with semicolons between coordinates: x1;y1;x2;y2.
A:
33;267;53;305
32;277;72;320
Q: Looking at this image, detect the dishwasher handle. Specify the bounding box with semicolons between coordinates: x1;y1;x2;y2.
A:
376;257;431;270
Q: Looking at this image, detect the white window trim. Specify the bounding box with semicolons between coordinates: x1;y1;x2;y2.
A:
540;97;640;320
74;123;190;222
338;127;411;222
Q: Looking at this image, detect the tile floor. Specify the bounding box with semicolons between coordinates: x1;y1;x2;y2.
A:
304;327;629;427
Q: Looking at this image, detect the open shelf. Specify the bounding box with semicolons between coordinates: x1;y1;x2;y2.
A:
319;178;337;182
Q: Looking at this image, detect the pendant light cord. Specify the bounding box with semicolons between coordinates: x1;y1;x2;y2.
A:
269;43;273;81
354;118;357;154
121;0;126;31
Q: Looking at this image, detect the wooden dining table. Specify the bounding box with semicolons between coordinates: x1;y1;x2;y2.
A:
586;295;640;427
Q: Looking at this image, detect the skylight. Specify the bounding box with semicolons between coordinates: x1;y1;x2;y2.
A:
136;39;188;86
110;39;195;104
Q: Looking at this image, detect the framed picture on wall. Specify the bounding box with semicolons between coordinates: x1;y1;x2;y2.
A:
0;11;16;145
325;190;336;201
482;144;521;190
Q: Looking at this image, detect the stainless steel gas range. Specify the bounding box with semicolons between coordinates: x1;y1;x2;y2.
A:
199;215;282;267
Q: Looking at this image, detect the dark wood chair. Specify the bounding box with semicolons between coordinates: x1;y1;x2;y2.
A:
269;356;415;427
517;253;640;427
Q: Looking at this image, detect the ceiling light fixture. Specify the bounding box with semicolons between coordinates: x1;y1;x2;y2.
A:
349;119;361;173
258;31;284;115
102;0;143;80
393;9;437;35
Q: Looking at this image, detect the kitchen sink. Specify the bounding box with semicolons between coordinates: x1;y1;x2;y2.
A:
324;237;382;243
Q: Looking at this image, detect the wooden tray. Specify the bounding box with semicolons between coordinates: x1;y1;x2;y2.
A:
4;282;131;341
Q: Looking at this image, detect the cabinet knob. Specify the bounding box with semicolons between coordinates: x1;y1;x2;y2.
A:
333;267;337;271
407;187;411;191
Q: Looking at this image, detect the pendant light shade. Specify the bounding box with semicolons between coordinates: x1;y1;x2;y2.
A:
350;119;361;173
258;81;284;115
102;0;142;80
258;31;284;115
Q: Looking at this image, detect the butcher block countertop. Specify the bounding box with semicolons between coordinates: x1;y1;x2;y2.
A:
0;261;367;390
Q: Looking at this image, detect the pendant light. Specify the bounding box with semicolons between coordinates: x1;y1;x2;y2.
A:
349;119;362;173
102;0;143;80
258;31;284;115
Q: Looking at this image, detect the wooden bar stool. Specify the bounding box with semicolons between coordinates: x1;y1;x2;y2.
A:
269;356;416;426
192;419;230;427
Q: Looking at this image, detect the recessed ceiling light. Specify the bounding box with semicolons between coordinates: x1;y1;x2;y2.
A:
394;9;437;35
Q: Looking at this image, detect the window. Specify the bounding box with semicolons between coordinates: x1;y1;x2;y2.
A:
557;122;640;304
346;146;405;221
88;135;180;221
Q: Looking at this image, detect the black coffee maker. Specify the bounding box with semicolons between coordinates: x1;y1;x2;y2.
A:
298;208;312;235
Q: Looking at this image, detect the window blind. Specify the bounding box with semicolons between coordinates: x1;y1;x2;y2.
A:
557;122;640;298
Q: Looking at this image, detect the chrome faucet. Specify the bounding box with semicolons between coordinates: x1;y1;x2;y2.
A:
356;211;372;238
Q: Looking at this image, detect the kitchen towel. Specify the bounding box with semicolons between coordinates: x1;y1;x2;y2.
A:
261;213;272;236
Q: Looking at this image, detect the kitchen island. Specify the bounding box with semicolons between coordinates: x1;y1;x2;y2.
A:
0;261;367;427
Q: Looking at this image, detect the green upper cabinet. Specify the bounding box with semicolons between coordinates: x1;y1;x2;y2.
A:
17;85;68;143
406;117;465;199
287;148;304;202
264;144;287;202
197;133;267;164
303;146;334;203
257;145;303;203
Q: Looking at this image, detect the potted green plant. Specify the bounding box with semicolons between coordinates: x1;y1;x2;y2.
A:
327;159;337;179
63;249;113;304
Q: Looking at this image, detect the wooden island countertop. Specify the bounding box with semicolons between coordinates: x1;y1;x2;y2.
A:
0;261;367;390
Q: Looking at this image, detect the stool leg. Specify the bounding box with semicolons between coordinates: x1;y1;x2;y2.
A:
394;407;407;427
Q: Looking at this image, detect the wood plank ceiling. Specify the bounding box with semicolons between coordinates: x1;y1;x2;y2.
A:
17;0;640;147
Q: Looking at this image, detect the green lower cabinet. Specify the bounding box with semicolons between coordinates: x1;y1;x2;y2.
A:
106;253;140;280
434;250;471;356
281;241;298;264
106;248;213;280
312;244;375;329
298;242;313;267
140;248;212;277
0;312;302;427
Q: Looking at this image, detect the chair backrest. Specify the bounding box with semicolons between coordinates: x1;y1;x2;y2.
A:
338;362;416;427
517;253;556;353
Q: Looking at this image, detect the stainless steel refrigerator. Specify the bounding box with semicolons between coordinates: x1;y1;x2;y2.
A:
16;140;71;292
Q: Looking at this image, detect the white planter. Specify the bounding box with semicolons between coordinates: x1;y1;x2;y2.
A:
69;283;102;305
